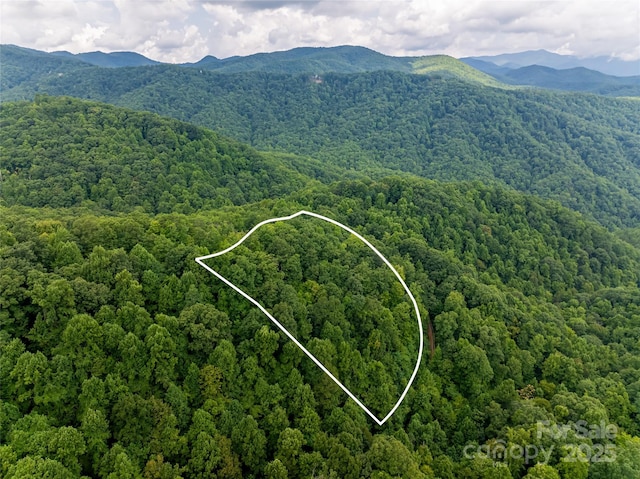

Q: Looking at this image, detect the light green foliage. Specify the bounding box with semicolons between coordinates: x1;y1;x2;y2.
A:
523;464;560;479
588;432;640;479
411;55;507;88
265;458;288;479
364;435;426;478
5;455;78;479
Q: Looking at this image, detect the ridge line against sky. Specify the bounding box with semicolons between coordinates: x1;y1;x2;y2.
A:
1;0;639;64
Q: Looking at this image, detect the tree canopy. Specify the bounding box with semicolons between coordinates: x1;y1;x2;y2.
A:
1;96;639;478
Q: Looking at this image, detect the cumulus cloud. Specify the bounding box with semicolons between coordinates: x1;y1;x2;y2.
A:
1;0;638;62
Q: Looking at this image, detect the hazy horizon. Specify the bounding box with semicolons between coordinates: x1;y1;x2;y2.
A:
1;0;638;64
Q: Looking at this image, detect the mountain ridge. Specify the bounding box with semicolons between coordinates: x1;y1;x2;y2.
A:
2;69;639;228
10;44;637;77
0;95;358;212
182;45;415;74
1;85;640;479
51;49;161;67
501;65;640;95
463;49;640;77
2;44;638;96
460;58;640;95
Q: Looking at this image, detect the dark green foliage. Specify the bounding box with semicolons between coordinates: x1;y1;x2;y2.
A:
1;96;639;478
0;45;92;93
3;70;639;226
54;50;160;68
2;172;640;477
0;96;346;213
4;43;637;95
187;45;416;74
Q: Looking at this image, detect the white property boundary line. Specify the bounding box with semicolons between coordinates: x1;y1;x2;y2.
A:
195;210;424;425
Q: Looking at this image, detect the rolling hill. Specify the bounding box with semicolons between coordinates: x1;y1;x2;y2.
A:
1;96;640;478
3;60;639;227
461;59;640;96
463;49;640;77
185;45;415;74
0;45;92;93
4;44;639;97
503;66;640;96
51;50;161;68
0;96;357;212
410;55;507;88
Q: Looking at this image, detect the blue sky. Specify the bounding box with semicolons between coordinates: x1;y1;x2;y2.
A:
1;0;638;62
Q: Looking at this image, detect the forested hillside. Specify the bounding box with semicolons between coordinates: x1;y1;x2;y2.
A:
1;97;640;478
2;69;640;227
186;45;415;74
0;96;357;212
4;44;639;95
0;45;88;91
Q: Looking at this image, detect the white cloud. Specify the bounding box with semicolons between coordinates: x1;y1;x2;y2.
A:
1;0;638;62
1;0;116;51
72;24;108;51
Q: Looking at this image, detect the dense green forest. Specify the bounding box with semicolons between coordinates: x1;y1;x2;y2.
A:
0;96;360;212
0;45;94;92
186;45;416;75
3;44;639;95
1;97;640;478
2;59;639;228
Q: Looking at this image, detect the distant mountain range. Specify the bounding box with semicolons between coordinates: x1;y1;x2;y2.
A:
184;45;416;74
3;49;639;226
32;45;640;77
500;65;640;95
462;49;639;77
1;44;639;97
